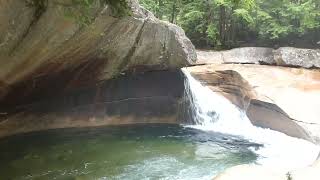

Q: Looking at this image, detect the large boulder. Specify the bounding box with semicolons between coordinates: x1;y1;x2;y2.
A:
274;47;320;68
222;47;275;65
196;47;320;69
0;0;196;106
196;50;224;64
185;64;320;143
196;47;275;65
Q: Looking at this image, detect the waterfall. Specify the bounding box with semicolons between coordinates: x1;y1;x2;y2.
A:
182;68;320;170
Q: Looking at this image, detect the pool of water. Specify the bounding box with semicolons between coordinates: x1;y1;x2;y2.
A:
0;124;260;180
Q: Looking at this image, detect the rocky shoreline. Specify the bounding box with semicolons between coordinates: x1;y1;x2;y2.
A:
197;47;320;68
190;48;320;144
0;1;319;179
189;48;320;180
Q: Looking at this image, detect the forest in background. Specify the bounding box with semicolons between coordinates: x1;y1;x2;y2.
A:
139;0;320;49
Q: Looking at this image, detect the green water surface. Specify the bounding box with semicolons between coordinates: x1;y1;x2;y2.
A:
0;124;259;180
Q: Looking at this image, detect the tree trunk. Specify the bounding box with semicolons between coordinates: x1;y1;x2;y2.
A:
219;6;226;47
156;0;163;19
170;1;177;23
204;0;214;47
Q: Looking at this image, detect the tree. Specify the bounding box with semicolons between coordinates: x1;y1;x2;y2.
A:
139;0;320;49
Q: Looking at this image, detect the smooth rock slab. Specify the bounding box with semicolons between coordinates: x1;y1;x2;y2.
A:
196;47;320;69
185;64;320;143
196;47;275;65
222;47;275;65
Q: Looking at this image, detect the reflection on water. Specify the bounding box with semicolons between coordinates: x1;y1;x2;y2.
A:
0;124;258;180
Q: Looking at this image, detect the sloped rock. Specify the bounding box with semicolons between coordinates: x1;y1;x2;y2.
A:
185;64;320;143
0;0;196;105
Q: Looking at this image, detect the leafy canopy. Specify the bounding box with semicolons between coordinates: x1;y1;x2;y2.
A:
139;0;320;48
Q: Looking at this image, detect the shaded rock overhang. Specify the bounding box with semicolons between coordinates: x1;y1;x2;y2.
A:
0;0;197;108
0;70;186;138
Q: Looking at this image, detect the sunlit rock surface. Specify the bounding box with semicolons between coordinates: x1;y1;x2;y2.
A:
196;47;320;68
185;64;320;143
196;47;275;65
274;47;320;68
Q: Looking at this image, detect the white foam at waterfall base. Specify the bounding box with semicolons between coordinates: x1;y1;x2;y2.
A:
182;68;320;171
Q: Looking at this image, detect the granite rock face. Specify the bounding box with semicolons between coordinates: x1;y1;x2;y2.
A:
0;0;196;105
191;47;320;180
274;47;320;68
196;47;320;68
0;71;185;138
222;47;275;65
196;47;275;65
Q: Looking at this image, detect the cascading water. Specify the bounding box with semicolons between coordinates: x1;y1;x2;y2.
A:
182;68;320;171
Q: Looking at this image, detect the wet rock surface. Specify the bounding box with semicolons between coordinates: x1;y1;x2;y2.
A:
0;71;185;138
185;64;320;143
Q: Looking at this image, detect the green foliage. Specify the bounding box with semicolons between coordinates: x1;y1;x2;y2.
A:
139;0;320;48
207;23;221;46
139;0;181;22
233;9;253;24
255;0;320;40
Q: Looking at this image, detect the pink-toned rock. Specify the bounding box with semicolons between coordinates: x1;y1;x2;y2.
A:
185;64;320;143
